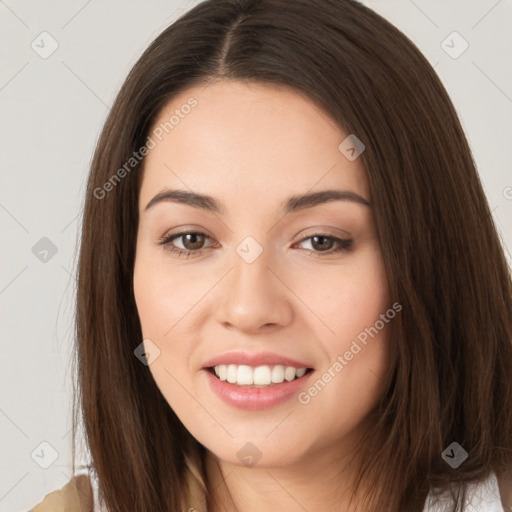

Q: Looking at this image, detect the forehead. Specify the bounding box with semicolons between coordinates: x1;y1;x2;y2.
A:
139;79;369;211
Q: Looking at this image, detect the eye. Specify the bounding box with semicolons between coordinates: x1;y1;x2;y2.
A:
158;231;215;258
158;230;353;258
294;233;353;255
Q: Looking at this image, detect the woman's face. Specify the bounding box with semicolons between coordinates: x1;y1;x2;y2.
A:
133;79;392;469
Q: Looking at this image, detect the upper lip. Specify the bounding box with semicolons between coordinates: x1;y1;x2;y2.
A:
202;351;314;369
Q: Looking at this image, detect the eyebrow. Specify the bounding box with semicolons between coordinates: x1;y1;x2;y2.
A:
144;188;371;214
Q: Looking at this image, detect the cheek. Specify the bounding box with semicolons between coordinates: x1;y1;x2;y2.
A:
296;248;389;345
133;245;201;336
296;249;391;402
133;265;165;337
133;259;196;412
133;246;205;392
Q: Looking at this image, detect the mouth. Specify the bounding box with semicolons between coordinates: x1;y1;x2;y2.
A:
206;364;315;388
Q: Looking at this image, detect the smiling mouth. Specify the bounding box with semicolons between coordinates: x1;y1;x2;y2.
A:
206;365;314;388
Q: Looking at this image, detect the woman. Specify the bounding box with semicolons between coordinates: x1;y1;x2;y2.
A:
30;0;512;510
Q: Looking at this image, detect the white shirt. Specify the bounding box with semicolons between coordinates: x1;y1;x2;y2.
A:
423;471;505;511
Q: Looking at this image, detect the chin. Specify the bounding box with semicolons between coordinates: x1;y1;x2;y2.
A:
198;431;312;470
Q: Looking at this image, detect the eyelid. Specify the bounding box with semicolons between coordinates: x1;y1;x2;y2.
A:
158;225;215;240
291;225;352;241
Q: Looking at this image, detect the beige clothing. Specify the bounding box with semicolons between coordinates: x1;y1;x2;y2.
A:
30;474;94;512
29;457;206;512
29;467;512;512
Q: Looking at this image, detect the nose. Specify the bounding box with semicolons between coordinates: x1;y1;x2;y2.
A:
213;246;294;334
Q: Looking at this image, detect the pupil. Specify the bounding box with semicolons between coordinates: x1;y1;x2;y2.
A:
185;233;204;250
312;235;333;251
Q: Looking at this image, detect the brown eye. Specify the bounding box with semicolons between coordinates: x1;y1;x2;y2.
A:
295;234;353;255
310;235;335;251
157;230;215;258
180;233;207;250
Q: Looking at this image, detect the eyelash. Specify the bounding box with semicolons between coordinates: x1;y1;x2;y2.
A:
157;231;353;258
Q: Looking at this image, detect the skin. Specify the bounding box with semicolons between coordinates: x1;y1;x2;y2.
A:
133;79;392;511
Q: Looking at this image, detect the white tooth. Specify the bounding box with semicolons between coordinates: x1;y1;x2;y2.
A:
284;366;297;381
215;364;304;386
271;365;285;384
296;367;306;378
253;365;272;385
227;364;238;383
218;365;227;381
237;365;253;385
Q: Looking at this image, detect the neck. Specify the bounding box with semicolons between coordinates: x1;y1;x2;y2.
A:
203;423;373;512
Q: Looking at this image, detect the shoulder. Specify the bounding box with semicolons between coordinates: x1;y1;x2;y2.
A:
29;474;93;512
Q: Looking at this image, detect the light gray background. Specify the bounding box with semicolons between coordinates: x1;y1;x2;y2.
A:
1;1;511;510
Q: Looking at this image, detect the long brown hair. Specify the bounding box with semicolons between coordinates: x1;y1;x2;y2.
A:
72;0;512;510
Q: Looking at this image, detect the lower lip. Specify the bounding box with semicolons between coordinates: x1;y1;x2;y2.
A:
202;368;314;410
